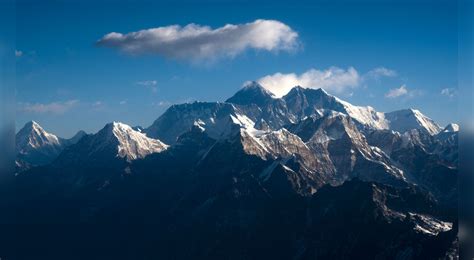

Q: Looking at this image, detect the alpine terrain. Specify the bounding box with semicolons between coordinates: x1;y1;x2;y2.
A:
5;84;458;259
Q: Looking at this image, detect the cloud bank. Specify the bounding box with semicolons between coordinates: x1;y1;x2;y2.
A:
97;19;298;61
255;66;398;98
256;67;361;98
18;100;79;114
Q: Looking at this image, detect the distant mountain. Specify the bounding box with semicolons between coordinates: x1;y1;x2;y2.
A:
145;102;245;144
8;85;458;259
226;81;276;106
229;84;441;135
432;124;459;167
436;123;459;143
16;121;63;164
55;122;168;167
146;100;406;195
384;108;442;135
15;121;86;171
282;86;389;130
280;87;442;135
442;123;459;133
63;130;88;146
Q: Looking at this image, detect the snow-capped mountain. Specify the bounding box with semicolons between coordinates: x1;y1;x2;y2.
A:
18;85;455;181
11;85;458;259
142;85;460;200
226;81;276;106
145;85;445;159
56;121;168;165
164;109;406;194
384;108;442;135
145;101;261;144
15;121;86;169
226;84;442;135
282;86;389;130
280;87;443;135
141;85;455;194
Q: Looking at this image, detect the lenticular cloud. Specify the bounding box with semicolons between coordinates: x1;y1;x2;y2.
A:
97;19;299;61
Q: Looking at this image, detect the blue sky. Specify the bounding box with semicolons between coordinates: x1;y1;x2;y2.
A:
15;0;458;137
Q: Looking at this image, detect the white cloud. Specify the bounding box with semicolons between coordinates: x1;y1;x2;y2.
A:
92;101;103;107
385;85;408;98
441;88;457;98
136;80;157;86
254;66;398;98
97;19;298;61
257;67;360;98
119;100;127;105
364;67;397;80
15;50;23;57
18;100;79;114
136;80;158;93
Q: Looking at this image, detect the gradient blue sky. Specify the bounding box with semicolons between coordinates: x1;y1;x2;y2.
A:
15;0;458;137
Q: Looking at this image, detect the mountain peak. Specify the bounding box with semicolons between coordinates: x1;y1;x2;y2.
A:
292;85;305;91
21;120;44;133
26;120;40;127
385;109;441;135
17;121;59;142
285;85;328;93
284;85;305;97
66;130;87;145
241;81;268;91
313;87;329;95
395;108;424;116
104;121;126;128
101;121;145;140
101;121;134;134
284;86;332;100
226;81;275;106
15;120;63;167
406;108;424;116
111;121;129;130
97;121;169;161
74;130;87;136
443;123;459;132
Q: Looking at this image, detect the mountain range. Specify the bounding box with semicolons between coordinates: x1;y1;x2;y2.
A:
7;84;458;259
